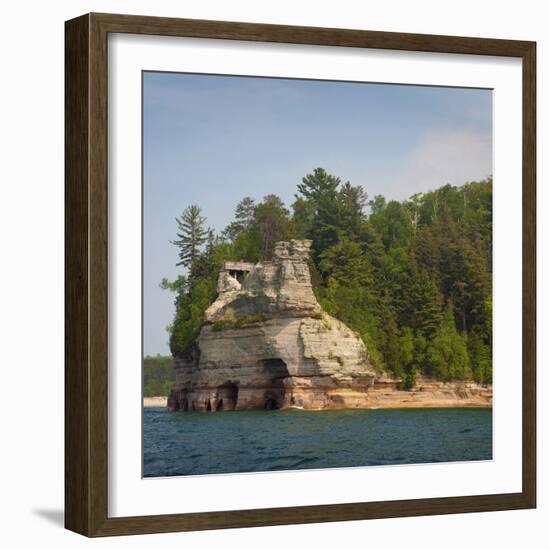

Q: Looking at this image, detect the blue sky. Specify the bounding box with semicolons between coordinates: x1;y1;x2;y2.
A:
143;71;492;356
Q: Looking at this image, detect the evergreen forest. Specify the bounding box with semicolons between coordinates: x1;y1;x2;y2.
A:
161;168;493;386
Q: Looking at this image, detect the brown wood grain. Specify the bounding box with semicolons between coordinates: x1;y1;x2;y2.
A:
521;41;537;509
65;13;90;535
65;12;537;537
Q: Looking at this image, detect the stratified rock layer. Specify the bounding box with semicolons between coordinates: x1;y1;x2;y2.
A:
167;240;493;412
168;240;377;412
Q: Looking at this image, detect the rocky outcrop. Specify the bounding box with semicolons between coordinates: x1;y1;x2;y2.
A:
167;240;493;412
364;375;492;408
168;240;377;412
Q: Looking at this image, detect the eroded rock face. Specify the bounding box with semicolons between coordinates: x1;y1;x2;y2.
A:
168;240;377;411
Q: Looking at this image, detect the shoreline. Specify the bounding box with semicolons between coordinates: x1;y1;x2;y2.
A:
165;376;492;412
144;391;492;410
144;396;168;408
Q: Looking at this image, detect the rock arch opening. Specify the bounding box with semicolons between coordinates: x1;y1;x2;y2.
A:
264;396;280;410
262;358;289;410
216;383;239;411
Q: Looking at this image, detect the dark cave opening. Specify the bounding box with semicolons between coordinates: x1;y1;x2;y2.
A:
264;397;280;410
216;382;239;411
262;358;288;375
261;358;289;410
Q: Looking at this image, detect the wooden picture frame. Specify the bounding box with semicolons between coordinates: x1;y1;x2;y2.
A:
65;12;536;537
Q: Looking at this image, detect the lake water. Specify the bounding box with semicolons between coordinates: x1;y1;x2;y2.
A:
143;407;492;477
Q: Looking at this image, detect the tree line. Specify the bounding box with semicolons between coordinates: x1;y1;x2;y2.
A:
162;168;492;386
143;355;175;397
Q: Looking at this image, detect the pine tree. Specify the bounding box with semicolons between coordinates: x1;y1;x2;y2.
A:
252;194;290;259
318;238;372;287
223;197;256;242
296;167;341;203
294;169;368;261
368;194;386;214
427;304;471;380
162;173;493;381
235;196;256;227
339;182;368;236
294;168;343;259
171;205;207;269
379;292;403;378
369;200;414;251
468;332;492;384
408;269;442;338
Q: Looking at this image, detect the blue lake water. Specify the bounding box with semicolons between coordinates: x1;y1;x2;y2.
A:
143;407;492;477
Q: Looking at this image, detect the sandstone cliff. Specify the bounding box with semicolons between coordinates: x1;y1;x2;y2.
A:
167;240;492;412
168;240;377;411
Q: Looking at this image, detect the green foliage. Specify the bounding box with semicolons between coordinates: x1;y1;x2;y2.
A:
143;355;174;397
426;304;472;380
369;200;414;250
252;195;291;259
171;205;208;268
221;194;293;261
211;320;225;332
168;276;216;355
222;197;256;241
468;332;492;384
162;169;493;383
293;167;368;261
212;313;270;331
405;269;442;338
234;313;269;327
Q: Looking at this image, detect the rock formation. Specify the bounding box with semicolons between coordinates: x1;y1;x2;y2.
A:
167;240;377;412
167;239;493;412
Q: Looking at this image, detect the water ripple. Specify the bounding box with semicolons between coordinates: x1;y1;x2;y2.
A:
143;407;492;477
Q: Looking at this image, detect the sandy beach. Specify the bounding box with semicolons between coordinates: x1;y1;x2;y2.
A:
144;396;168;408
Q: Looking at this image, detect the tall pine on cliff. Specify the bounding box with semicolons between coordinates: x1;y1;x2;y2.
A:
171;204;208;268
162;169;493;384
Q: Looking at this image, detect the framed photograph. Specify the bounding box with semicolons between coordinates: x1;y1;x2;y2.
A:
65;13;536;536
